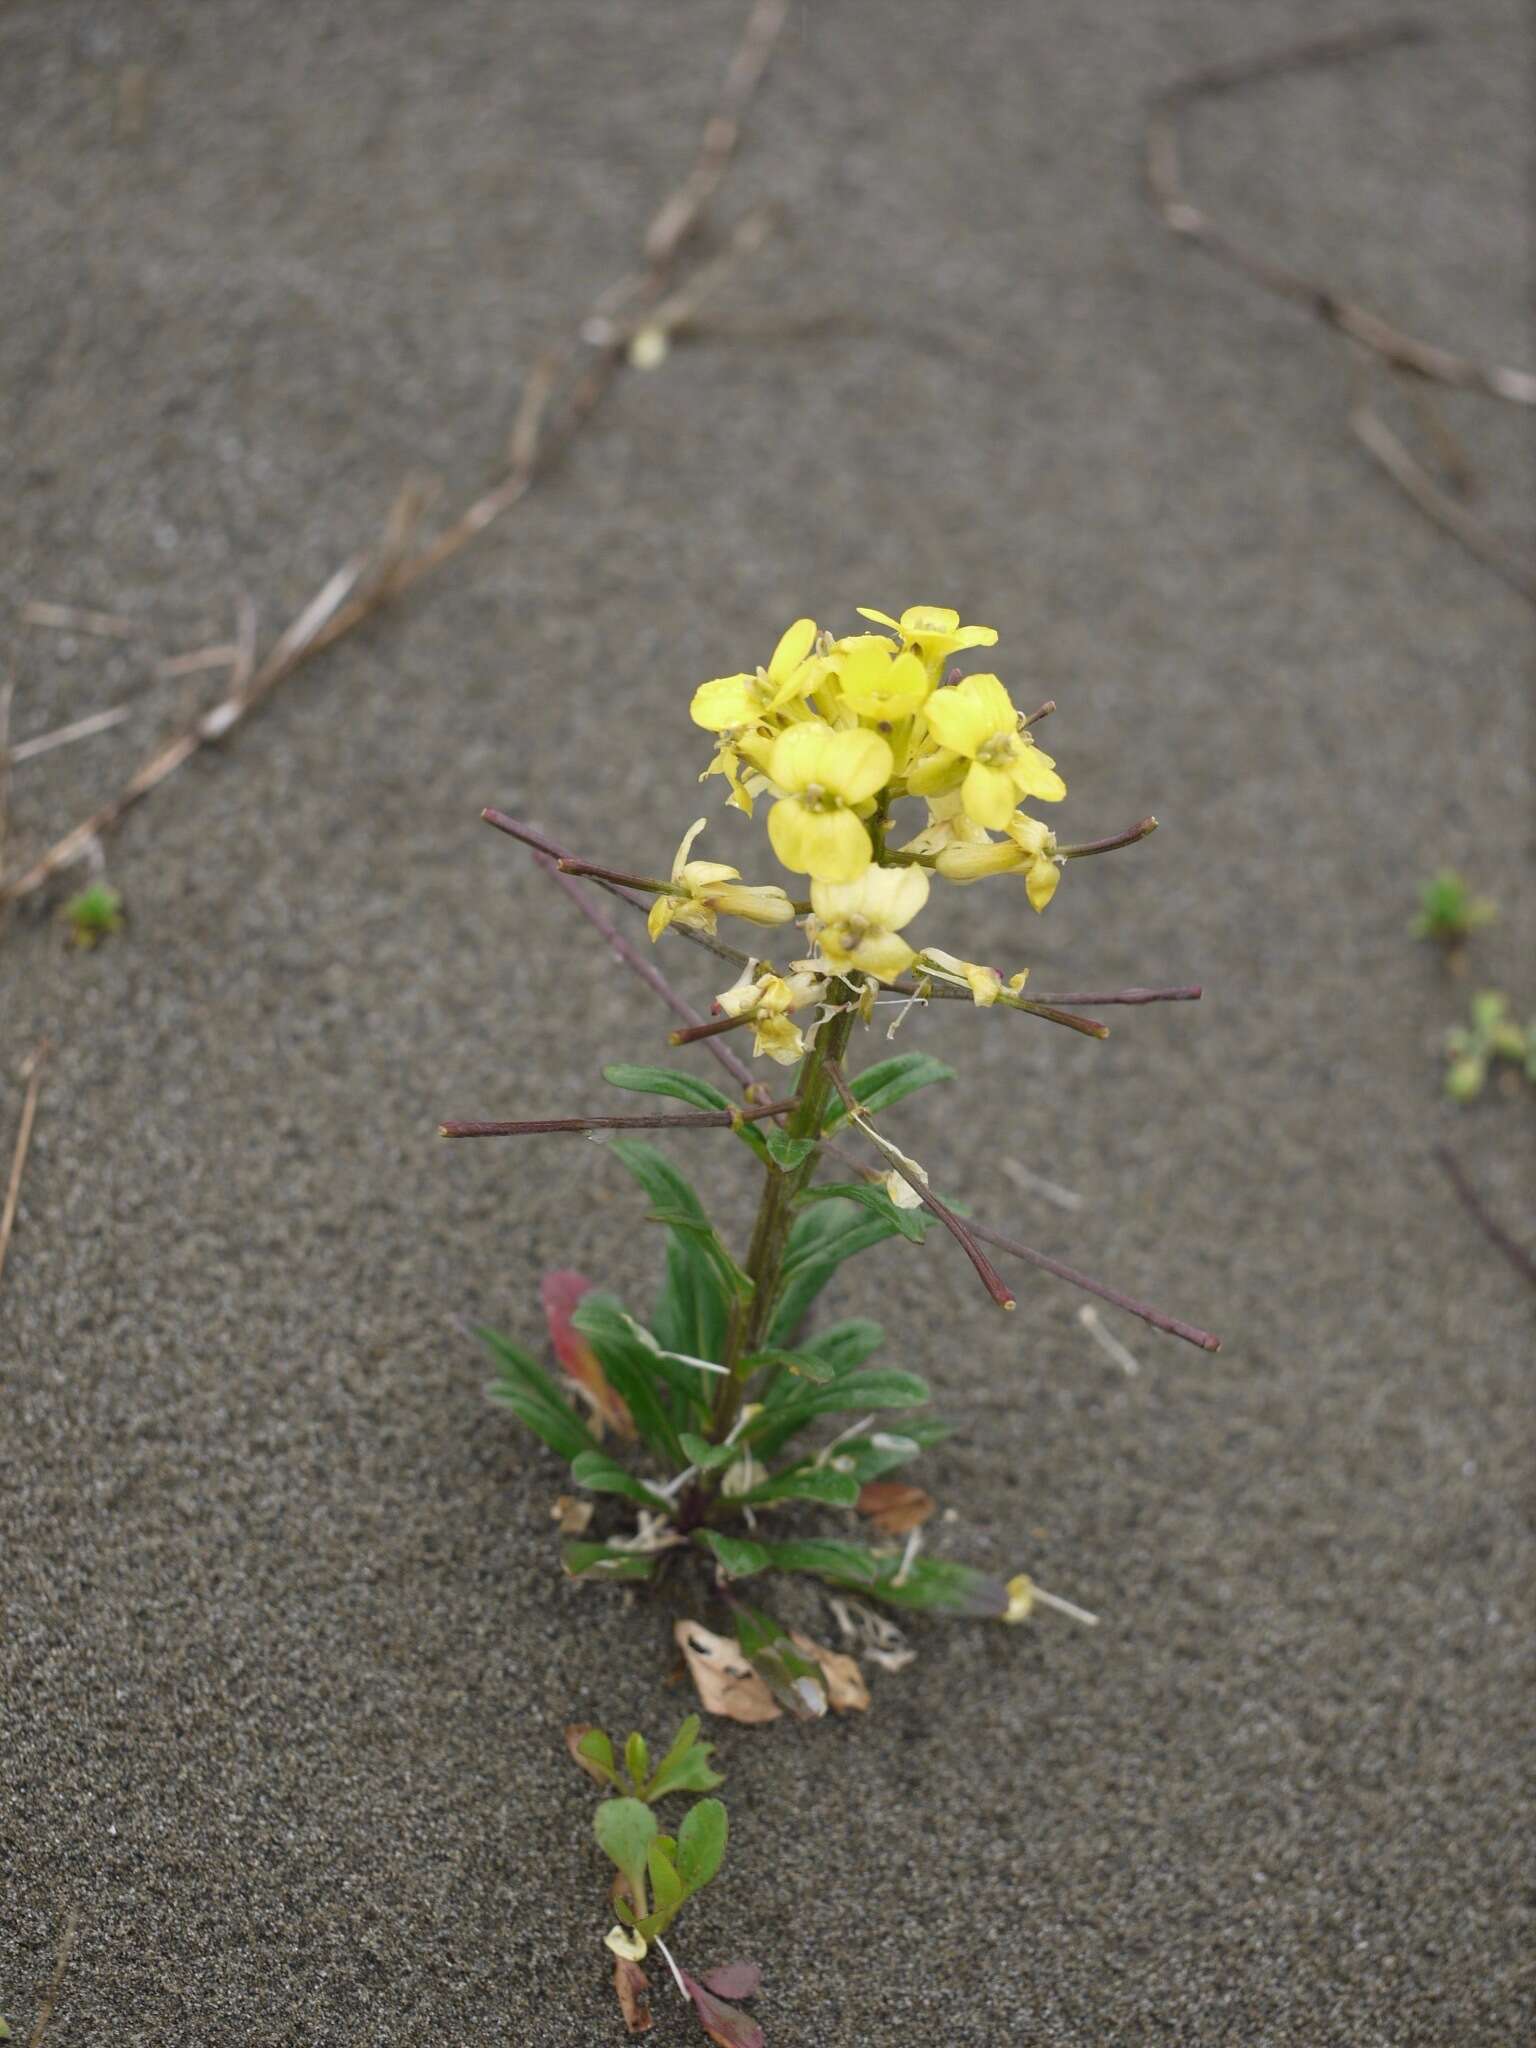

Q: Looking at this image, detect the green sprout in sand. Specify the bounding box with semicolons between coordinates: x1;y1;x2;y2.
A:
1412;870;1495;954
60;882;124;949
1443;991;1535;1103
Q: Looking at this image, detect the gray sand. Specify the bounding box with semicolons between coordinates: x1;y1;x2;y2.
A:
3;2;1532;2042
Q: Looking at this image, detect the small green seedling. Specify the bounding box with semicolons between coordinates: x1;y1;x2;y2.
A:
61;882;124;949
569;1719;765;2042
1412;870;1495;952
1444;991;1534;1102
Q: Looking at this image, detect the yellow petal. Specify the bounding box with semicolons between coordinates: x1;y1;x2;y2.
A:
647;894;679;941
1025;858;1061;912
690;675;759;730
855;606;902;632
905;745;967;798
961;758;1022;830
766;718;837;794
707;881;796;926
811;864;929;933
767;616;817;682
671;816;709;879
767;798;872;881
923;672;1013;756
1010;748;1067;803
935;839;1022;883
845;930;918;982
819;725;893;803
1003;1574;1035;1624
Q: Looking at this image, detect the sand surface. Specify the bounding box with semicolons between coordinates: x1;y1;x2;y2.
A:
4;2;1533;2042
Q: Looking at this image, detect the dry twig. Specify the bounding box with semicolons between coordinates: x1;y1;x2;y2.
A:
0;1040;50;1298
0;0;792;911
9;707;132;766
26;1904;78;2048
1147;19;1536;603
1434;1143;1536;1292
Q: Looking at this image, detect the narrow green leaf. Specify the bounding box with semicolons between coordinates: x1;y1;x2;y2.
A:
610;1139;754;1305
561;1541;656;1584
739;1346;835;1386
837;1418;953;1483
570;1295;688;1464
625;1731;651;1793
749;1368;931;1461
863;1555;1011;1617
678;1431;747;1472
768;1200;912;1344
647;1836;686;1922
794;1318;885;1372
654;1230;731;1370
751;1538;883;1588
569;1449;671;1509
824;1052;956;1129
478;1328;600;1464
594;1798;657;1905
695;1529;771;1579
676;1797;729;1896
738;1464;861;1508
797;1179;931;1243
604;1064;734;1113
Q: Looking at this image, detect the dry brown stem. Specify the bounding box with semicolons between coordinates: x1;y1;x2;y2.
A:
0;1039;50;1299
0;0;791;911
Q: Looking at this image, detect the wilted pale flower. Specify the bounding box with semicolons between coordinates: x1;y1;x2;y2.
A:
647;819;796;941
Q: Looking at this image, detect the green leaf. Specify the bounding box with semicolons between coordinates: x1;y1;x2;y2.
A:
643;1715;724;1802
625;1731;651;1793
478;1328;601;1465
798;1179;931;1244
795;1318;885;1372
561;1541;656;1584
750;1368;930;1462
756;1539;1009;1616
604;1063;735;1114
653;1229;732;1369
753;1538;883;1589
647;1836;686;1922
678;1431;748;1472
570;1295;689;1464
739;1345;835;1385
594;1798;657;1905
824;1052;956;1129
732;1604;828;1719
695;1529;771;1579
610;1140;754;1303
767;1200;909;1343
676;1797;729;1896
738;1464;861;1508
763;1128;816;1171
569;1449;671;1509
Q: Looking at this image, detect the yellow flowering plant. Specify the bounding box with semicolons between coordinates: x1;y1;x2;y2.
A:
443;605;1219;1717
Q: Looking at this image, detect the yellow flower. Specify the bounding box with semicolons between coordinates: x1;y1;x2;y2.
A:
897;789;994;859
856;604;998;674
917;946;1028;1007
936;811;1062;911
647;819;795;941
689;616;820;732
766;721;893;882
715;964;825;1065
807;865;930;984
827;636;933;724
916;674;1065;828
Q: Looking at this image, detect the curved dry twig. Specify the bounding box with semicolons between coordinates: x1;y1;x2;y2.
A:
1146;20;1536;405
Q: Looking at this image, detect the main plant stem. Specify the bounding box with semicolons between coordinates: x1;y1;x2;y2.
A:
704;992;856;1449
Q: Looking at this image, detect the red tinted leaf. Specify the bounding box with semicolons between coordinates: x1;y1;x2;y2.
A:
613;1956;653;2032
682;1975;765;2048
542;1269;635;1439
697;1962;762;2000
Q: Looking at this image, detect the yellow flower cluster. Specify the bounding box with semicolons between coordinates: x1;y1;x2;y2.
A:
646;605;1070;1040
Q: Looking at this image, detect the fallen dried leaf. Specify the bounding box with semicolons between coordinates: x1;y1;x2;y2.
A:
696;1962;762;2000
542;1268;635;1439
682;1973;765;2048
788;1631;869;1713
613;1955;653;2031
856;1478;936;1536
552;1494;594;1536
674;1620;781;1725
828;1594;917;1674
